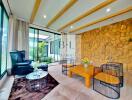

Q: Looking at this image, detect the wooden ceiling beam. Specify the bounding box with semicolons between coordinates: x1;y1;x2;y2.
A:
69;6;132;33
46;0;77;27
58;0;116;31
30;0;42;23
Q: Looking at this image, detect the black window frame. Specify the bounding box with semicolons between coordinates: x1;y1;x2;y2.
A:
0;1;9;79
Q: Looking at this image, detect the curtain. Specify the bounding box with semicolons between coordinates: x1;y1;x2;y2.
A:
7;15;29;69
7;15;16;69
17;20;29;59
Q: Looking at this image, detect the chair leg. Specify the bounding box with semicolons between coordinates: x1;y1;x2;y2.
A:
62;66;63;73
120;76;123;87
62;66;67;75
62;66;65;75
65;68;67;75
93;78;95;90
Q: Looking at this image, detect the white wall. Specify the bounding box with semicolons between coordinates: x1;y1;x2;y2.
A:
66;34;76;59
60;33;76;61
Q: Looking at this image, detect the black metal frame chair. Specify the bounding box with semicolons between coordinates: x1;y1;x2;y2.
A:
93;63;123;99
107;62;123;87
60;58;75;75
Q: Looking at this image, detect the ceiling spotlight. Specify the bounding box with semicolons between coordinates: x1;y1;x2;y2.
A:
43;15;47;19
106;8;111;12
70;26;73;29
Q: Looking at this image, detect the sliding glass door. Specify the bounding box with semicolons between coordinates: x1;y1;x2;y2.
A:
0;2;9;78
29;28;38;60
50;34;61;61
1;10;8;74
29;27;61;64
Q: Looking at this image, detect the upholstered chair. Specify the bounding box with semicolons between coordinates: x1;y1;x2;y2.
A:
10;51;33;75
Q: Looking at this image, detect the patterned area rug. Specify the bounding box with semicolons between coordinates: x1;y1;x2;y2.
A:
9;74;59;100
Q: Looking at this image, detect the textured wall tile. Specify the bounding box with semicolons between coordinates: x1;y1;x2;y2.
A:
76;18;132;71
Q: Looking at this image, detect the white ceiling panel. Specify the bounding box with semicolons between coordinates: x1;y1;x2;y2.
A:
72;11;132;34
9;0;36;21
50;0;105;29
63;0;132;32
4;0;132;33
34;0;70;27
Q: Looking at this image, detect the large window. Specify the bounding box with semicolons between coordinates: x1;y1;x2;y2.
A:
29;28;38;60
50;39;60;55
29;27;61;63
0;2;9;78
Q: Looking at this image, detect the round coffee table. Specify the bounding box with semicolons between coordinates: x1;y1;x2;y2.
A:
26;69;48;92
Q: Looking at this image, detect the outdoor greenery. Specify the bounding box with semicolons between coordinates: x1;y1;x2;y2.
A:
39;57;52;64
38;41;52;63
29;41;52;64
38;41;47;58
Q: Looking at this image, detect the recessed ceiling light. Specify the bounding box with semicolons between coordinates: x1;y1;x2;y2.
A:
70;26;73;29
106;8;111;12
43;15;47;19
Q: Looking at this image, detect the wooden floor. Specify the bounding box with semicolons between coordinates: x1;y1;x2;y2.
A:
0;63;132;100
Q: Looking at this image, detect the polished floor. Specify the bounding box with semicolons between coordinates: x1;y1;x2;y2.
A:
43;64;132;100
0;63;132;100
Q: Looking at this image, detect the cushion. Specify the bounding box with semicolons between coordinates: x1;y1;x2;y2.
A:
94;72;120;85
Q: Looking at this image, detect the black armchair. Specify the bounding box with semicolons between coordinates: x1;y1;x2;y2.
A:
10;50;33;75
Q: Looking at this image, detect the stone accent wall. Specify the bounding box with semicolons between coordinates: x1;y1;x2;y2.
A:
76;18;132;71
75;34;82;64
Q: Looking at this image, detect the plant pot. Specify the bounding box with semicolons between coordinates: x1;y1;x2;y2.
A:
84;64;88;68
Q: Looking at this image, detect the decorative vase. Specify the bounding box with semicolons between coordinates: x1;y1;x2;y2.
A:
84;64;88;68
34;67;38;72
32;61;39;71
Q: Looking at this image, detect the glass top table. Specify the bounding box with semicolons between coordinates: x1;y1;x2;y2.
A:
26;69;48;92
26;69;48;80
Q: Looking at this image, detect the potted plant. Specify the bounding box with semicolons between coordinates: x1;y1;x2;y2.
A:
81;58;90;68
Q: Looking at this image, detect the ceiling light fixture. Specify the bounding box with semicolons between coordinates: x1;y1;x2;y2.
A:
70;26;73;29
43;15;47;19
106;8;111;12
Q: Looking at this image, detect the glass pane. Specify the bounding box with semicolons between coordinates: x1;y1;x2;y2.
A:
29;28;34;60
47;32;55;62
1;12;8;74
29;28;38;61
34;29;38;61
38;30;53;63
0;6;2;75
0;6;1;28
29;28;61;63
55;34;61;61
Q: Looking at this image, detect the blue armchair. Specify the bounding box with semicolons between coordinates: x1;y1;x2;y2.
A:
10;50;33;75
